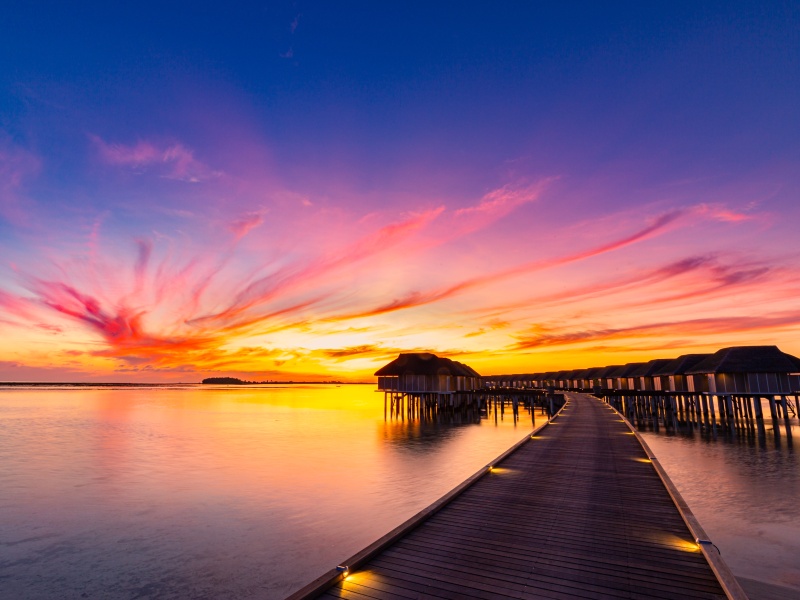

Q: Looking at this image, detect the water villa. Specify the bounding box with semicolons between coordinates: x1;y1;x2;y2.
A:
375;353;482;417
495;345;799;438
290;344;800;599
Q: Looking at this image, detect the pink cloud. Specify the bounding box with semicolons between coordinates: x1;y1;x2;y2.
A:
330;208;687;320
691;203;754;223
512;310;800;350
3;165;797;381
228;212;265;239
0;138;40;226
0;291;44;334
90;135;221;182
454;180;550;219
440;180;552;240
190;206;444;327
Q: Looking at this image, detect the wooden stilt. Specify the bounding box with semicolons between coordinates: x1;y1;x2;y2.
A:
725;395;735;436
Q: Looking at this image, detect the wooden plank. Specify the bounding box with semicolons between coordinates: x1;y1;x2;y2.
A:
290;394;738;600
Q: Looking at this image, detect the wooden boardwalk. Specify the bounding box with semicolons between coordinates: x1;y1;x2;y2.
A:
290;394;741;600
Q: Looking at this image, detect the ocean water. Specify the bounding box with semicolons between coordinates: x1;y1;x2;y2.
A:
2;385;798;599
0;384;533;599
639;415;800;595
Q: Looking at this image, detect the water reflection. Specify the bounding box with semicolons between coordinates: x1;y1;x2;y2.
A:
640;416;800;592
378;397;544;450
0;385;531;600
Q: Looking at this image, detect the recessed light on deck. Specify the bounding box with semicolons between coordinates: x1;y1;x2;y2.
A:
695;538;720;554
662;534;703;552
336;565;350;578
634;457;652;463
488;465;494;472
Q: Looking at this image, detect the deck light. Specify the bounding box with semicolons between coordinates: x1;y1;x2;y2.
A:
695;539;721;554
336;565;350;578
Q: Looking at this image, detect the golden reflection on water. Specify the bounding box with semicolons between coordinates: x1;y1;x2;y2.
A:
0;384;529;599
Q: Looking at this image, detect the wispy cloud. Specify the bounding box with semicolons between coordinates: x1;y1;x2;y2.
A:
90;135;221;182
0;138;40;226
1;166;795;381
512;311;800;351
453;180;549;221
228;212;265;239
330;207;688;320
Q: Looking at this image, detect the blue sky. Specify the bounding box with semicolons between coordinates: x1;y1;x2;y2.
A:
1;1;798;380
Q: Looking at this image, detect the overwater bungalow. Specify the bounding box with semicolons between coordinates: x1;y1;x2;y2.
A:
607;363;645;390
651;354;711;392
570;368;592;390
375;353;481;394
553;369;575;389
547;370;564;389
539;371;557;388
528;373;545;388
630;359;674;391
685;346;800;395
597;365;622;390
582;367;607;390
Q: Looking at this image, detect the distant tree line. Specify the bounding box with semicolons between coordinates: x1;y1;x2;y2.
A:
201;377;349;384
201;377;249;384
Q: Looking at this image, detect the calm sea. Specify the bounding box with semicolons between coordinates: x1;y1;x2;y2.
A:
640;416;800;596
0;384;535;599
1;385;798;599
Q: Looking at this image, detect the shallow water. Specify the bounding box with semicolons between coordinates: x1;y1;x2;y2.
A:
3;385;798;599
0;385;533;599
640;416;800;593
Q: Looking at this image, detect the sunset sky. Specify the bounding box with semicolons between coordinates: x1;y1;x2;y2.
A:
1;2;798;381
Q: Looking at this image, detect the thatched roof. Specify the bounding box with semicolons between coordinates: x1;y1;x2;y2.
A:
652;354;711;377
607;363;646;378
606;363;645;379
374;353;481;377
686;346;800;375
583;367;607;379
629;359;674;378
596;365;623;378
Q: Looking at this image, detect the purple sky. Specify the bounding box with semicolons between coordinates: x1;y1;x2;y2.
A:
1;2;798;381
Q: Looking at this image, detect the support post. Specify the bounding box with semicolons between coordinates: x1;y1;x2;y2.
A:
725;395;735;436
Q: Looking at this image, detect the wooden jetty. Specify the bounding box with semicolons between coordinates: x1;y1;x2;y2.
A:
377;353;560;421
287;393;745;600
514;346;800;441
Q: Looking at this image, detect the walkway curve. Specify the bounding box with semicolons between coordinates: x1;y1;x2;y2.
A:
291;393;735;600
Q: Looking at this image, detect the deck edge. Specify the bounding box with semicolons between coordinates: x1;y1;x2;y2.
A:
601;394;750;600
284;398;569;600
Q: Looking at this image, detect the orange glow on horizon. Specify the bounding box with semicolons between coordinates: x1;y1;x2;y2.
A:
2;180;799;383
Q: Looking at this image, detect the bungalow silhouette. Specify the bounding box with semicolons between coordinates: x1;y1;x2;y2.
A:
607;363;646;390
597;365;622;390
629;359;673;391
375;353;481;394
651;354;711;392
685;346;800;394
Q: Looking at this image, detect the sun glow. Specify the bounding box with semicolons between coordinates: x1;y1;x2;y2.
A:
1;6;798;383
